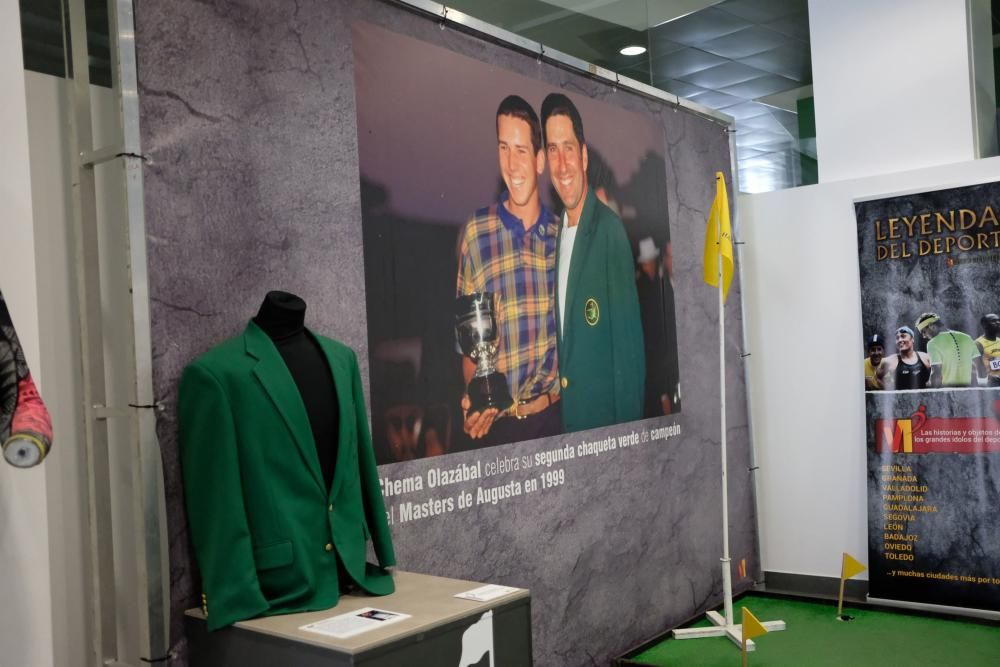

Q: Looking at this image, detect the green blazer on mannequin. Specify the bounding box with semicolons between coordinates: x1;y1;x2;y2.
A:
556;187;645;431
179;321;395;631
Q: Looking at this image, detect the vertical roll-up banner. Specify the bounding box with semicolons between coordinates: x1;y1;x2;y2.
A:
856;181;1000;611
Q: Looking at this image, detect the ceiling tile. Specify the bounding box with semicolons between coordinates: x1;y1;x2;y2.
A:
764;11;811;41
742;105;797;124
649;7;750;47
752;139;799;154
768;107;800;134
647;34;688;59
688;89;747;110
720;73;800;99
723;101;773;120
739;163;791;176
734;129;788;148
737;147;774;159
577;22;649;61
650;0;811;193
737;43;811;81
738;113;792;134
740;161;791;179
650;47;728;79
716;0;808;25
740;154;790;169
677;61;767;89
651;77;711;100
698;26;790;60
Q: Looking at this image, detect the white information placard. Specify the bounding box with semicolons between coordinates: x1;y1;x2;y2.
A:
454;584;520;602
299;607;411;639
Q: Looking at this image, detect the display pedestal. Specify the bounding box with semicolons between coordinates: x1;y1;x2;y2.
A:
185;570;532;666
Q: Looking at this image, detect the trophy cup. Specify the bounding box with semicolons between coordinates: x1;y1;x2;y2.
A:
455;292;513;414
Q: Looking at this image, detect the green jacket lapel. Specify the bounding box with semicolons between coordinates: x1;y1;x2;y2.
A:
314;334;356;502
244;321;326;496
561;186;598;348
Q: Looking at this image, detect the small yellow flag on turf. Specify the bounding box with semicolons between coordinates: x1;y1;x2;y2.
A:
703;172;734;301
742;606;768;641
842;552;866;579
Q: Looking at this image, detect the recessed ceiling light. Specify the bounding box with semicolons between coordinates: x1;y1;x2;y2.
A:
619;45;646;56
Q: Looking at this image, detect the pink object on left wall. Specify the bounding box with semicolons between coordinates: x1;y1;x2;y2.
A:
1;289;53;467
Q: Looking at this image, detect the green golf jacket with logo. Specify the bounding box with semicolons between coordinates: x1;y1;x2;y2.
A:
556;187;645;431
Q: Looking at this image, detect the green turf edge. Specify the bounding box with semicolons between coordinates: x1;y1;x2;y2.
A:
614;590;1000;665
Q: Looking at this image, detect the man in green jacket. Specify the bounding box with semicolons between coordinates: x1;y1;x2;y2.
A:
541;93;645;432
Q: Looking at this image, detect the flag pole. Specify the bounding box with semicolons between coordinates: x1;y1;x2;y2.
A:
837;552;866;619
837;568;848;618
717;174;733;627
672;171;786;649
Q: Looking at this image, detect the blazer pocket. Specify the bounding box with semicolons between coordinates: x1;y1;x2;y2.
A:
253;540;293;571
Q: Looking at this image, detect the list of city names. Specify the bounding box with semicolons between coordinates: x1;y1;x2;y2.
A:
879;462;1000;587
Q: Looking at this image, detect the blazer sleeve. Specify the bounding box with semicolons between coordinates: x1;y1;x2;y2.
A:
351;352;396;567
608;223;646;422
179;362;269;630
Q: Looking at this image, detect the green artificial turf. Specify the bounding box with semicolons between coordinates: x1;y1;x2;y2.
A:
631;595;1000;666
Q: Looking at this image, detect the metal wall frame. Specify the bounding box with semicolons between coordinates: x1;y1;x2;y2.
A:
62;0;168;664
56;0;750;664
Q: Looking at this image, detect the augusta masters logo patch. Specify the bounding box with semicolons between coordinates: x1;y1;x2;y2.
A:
584;298;599;326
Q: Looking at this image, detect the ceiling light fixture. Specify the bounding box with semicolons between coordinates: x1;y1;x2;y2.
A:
619;45;646;56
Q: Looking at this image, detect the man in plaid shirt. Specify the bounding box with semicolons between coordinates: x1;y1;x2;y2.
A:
456;95;562;445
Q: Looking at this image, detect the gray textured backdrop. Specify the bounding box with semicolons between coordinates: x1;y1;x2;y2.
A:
135;1;757;664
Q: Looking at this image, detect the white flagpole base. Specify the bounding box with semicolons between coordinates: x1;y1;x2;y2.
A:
672;610;786;651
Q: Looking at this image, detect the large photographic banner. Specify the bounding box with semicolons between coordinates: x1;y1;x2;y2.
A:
353;22;679;463
136;0;757;664
856;181;1000;611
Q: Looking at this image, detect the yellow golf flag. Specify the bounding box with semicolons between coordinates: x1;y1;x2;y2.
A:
703;172;734;301
842;552;866;579
742;606;768;641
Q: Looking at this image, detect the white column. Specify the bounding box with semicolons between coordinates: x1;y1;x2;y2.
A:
0;2;55;665
809;0;995;182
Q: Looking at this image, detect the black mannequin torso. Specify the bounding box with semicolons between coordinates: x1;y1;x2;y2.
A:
254;291;339;491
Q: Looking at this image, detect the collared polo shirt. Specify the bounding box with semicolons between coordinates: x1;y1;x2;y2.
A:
457;192;559;401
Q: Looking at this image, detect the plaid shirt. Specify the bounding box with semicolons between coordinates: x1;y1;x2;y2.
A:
457;192;559;402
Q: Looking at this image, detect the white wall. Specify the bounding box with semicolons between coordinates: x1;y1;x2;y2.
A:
809;0;986;182
742;156;1000;580
0;5;55;666
24;71;90;667
23;71;141;666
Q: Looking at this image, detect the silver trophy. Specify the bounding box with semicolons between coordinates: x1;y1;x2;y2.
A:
455;292;513;414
